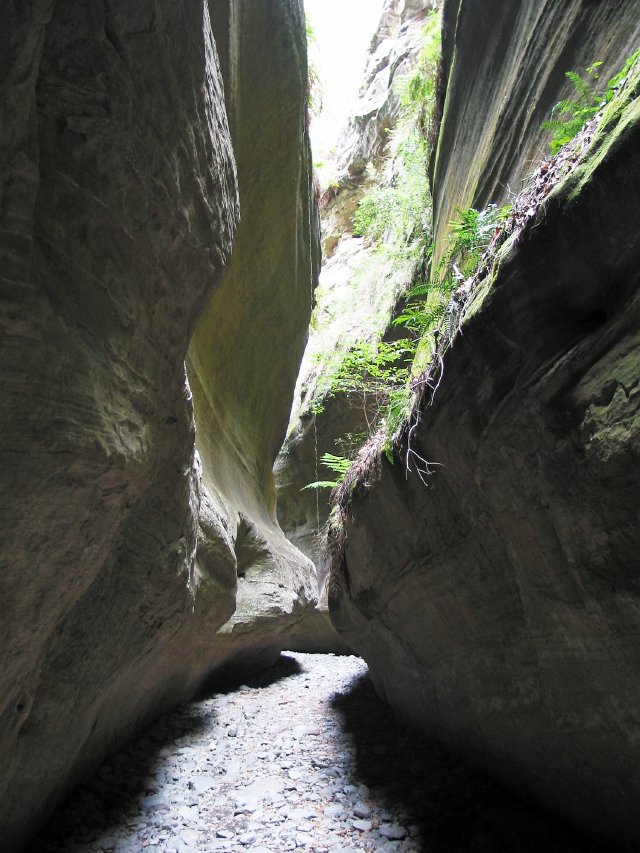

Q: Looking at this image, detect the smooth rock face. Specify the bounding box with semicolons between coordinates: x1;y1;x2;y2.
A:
432;0;640;261
274;1;431;656
0;0;316;848
330;68;640;850
188;0;321;676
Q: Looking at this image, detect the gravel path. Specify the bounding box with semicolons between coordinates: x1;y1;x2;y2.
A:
32;653;603;853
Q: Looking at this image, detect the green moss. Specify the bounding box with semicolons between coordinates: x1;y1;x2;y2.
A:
556;67;640;204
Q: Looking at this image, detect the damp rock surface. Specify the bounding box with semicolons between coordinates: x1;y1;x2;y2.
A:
32;653;602;853
431;0;640;259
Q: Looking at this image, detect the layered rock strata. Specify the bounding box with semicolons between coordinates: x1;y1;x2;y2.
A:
330;47;640;851
432;0;640;260
335;0;433;183
0;0;316;848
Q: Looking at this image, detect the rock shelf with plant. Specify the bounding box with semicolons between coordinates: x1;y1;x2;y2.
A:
325;46;640;529
304;33;640;507
541;49;640;154
302;11;442;490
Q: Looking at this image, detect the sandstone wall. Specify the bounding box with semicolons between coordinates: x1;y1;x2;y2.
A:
274;0;432;654
432;0;640;261
330;3;640;846
187;0;321;673
276;0;430;571
0;1;316;847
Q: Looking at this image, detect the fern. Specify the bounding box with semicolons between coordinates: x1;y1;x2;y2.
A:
301;453;353;491
392;202;509;344
301;480;339;491
565;69;597;104
542;52;640;155
319;453;353;475
604;49;640;102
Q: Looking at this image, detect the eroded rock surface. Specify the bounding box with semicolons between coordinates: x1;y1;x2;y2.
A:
432;0;640;259
330;6;640;848
0;1;317;848
274;1;431;654
187;0;321;678
336;0;433;183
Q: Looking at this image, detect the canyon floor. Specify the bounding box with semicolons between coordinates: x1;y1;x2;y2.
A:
31;653;604;853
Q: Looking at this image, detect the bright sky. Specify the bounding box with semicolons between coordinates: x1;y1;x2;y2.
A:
304;0;386;165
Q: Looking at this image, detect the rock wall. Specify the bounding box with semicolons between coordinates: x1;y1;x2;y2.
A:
276;0;430;569
432;0;640;261
330;3;640;848
274;0;431;653
0;1;316;848
187;0;320;677
335;0;433;182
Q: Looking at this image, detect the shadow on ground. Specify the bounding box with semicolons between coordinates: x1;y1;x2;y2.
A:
28;702;218;852
332;673;609;853
196;650;304;698
228;653;304;690
29;655;305;851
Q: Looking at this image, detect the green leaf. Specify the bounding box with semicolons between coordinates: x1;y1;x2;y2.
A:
319;453;353;475
300;481;339;491
541;50;639;155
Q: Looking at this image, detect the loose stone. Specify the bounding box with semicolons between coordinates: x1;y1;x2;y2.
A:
31;652;603;853
379;824;407;840
353;802;371;819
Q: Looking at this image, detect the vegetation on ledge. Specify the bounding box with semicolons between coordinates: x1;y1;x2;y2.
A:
323;48;640;515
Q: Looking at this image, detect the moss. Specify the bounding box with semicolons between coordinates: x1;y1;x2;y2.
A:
459;68;640;327
556;68;640;205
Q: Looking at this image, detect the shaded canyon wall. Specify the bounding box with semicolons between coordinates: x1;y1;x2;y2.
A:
187;0;321;680
0;0;317;848
432;0;640;259
330;1;640;848
275;0;432;654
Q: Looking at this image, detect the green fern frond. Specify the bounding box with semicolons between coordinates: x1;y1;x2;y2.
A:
565;70;596;105
320;453;353;474
300;480;339;491
541;51;639;155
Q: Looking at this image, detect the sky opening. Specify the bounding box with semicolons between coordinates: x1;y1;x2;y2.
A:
304;0;386;167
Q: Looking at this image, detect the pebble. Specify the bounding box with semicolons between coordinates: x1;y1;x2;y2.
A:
379;824;407;840
31;653;605;853
353;802;371;819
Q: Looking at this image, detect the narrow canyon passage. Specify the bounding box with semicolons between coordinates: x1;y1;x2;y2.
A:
32;654;603;853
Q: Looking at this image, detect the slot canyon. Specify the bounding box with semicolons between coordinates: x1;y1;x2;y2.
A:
1;1;639;851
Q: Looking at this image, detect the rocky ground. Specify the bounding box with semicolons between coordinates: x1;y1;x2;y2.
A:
31;653;605;853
